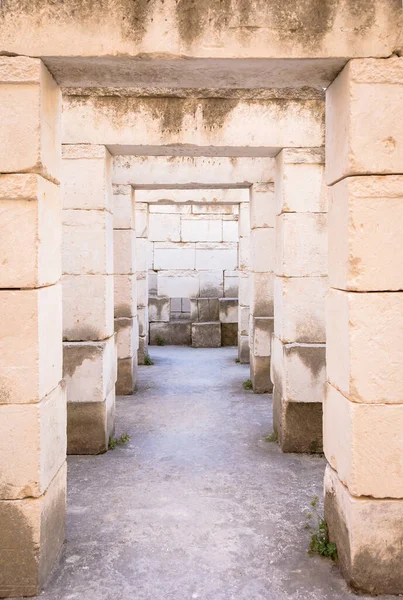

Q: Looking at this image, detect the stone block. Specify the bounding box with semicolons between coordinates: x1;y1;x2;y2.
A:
190;298;219;322
192;204;237;215
250;227;275;273
63;209;113;275
116;356;138;395
149;204;191;214
250;272;274;317
170;297;181;312
135;237;149;272
250;353;272;393
221;323;238;347
135;202;148;238
238;236;250;271
327;288;403;404
222;220;238;242
238;272;250;307
63;336;117;404
148;270;158;295
252;317;274;357
239;202;250;237
182;298;190;312
62;145;112;211
149;296;170;322
0;383;66;500
137;306;149;337
112;185;135;230
0;174;61;288
0;285;62;405
154;242;196;270
136;272;148;308
0;462;66;598
0;57;61;182
224;271;239;297
219;298;238;324
274;275;327;343
239;305;249;336
329;175;403;292
192;322;221;348
324;383;403;499
158;271;200;298
326;56;403;186
250;183;276;229
148;213;180;242
67;387;115;455
273;388;323;454
114;274;137;318
62;274;114;341
181;216;222;242
115;317;137;359
325;464;403;595
199;271;223;297
275;150;326;215
113;228;136;275
150;322;191;346
137;335;148;365
238;333;250;364
196;243;238;271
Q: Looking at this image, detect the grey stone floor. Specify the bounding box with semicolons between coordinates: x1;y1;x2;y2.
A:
29;346;394;600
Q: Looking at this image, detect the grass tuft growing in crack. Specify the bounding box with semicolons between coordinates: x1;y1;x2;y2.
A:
306;495;338;561
108;433;131;450
264;431;278;443
156;336;165;346
243;379;253;390
144;354;154;366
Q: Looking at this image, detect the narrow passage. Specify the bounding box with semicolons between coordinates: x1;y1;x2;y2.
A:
35;347;391;600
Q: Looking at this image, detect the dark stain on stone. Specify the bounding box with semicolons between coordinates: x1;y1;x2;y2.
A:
287;344;325;380
115;302;133;319
280;400;323;453
62;325;101;343
201;99;239;131
175;0;231;45
114;317;131;333
63;344;100;378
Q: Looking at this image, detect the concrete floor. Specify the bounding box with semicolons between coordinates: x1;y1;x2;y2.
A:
28;346;393;600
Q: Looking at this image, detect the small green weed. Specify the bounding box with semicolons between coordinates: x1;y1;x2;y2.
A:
264;431;278;443
306;495;338;561
243;379;253;390
108;433;131;450
235;358;240;364
144;354;154;366
156;336;165;346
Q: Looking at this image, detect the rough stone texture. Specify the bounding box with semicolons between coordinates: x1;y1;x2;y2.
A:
219;298;238;324
192;322;222;348
114;317;137;360
149;296;170;322
67;389;115;455
116;356;138;396
273;389;323;454
112;184;135;230
114;274;137;318
190;298;220;322
238;333;250;364
113;229;136;275
250;272;274;318
149;322;191;346
250;354;272;394
221;323;238;347
137;336;148;365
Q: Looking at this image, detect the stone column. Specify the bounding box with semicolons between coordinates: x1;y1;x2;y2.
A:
113;185;138;394
272;148;327;453
238;201;250;363
135;201;149;363
249;183;275;392
62;145;116;455
324;57;403;595
0;57;66;597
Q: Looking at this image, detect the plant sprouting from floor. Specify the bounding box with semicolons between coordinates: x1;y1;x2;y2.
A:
108;433;131;450
235;358;240;364
264;431;278;443
306;495;338;561
243;379;253;390
156;336;165;346
144;354;154;366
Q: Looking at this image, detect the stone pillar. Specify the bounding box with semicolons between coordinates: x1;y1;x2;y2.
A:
135;201;149;363
324;57;403;595
238;201;250;363
0;57;66;597
249;183;275;392
272;148;327;453
62;145;116;454
113;185;138;394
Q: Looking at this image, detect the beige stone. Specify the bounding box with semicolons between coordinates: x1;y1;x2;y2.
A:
116;356;138;395
0;174;61;288
181;216;222;243
238;333;250;364
251;317;273;358
150;322;191;346
136;273;148;308
222;220;238;242
219;298;238;324
238;202;250;238
113;228;136;275
192;322;221;348
238;236;250;271
0;285;62;405
273;388;323;454
250;353;272;394
63;209;113;275
196;243;238;272
67;388;115;455
137;335;148;365
239;306;249;336
113;184;135;230
135;237;149;272
250;183;275;229
238;272;250;307
135;202;148;238
158;270;200;298
149;296;170;323
154;242;196;270
114;274;137;318
250;272;274;318
148;212;180;242
115;317;137;359
250;227;275;273
137;306;149;338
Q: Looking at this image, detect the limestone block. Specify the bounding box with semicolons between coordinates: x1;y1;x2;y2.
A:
221;323;238;346
273;388;323;454
149;204;191;214
149;296;170;322
62;145;112;211
158;270;200;298
192;204;238;215
0;462;66;598
154;242;196;270
329;176;403;292
170;297;181;312
275;213;327;277
147;240;154;270
250;183;276;229
148;213;180;242
250;353;272;394
250;227;275;273
219;298;238;324
136;272;148;308
238;333;250;364
274;275;327;343
135;237;149;272
271;336;326;404
239;305;250;336
137;335;148;365
327;288;403;404
135;202;148;238
222;220;238;242
324;383;403;499
250;272;274;318
114;274;137;318
196;242;238;271
67;387;115;455
199;271;223;297
181;216;222;242
0;285;62;405
326;57;403;186
190;298;219;322
182;298;191;312
239;202;250;237
116;356;138;395
62;274;114;341
238;272;250;307
63;336;116;404
252;317;274;358
148;270;158;296
224;271;239;297
63;209;113;275
0;57;61;182
150;322;191;346
113;228;136;275
112;185;135;230
238;236;250;271
0;383;66;500
324;464;403;595
115;317;137;360
192;322;221;348
0;174;61;288
137;306;149;337
275;150;326;215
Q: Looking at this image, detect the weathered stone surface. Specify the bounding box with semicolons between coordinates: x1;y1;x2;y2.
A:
154;242;196;270
250;272;274;317
149;296;170;323
148;213;180;242
250;354;272;394
238;236;250;271
137;335;148;365
114;228;136;275
250;183;275;229
190;298;219;322
136;272;148;308
137;306;149;338
149;322;191;346
238;272;250;307
238;333;250;364
114;317;137;359
135;202;148;238
135;237;149;272
192;322;221;348
251;317;274;358
275;149;325;215
67;388;115;455
224;270;239;297
273;388;323;454
158;270;200;298
113;184;135;230
221;323;238;347
116;356;138;395
114;274;137;318
181;216;222;242
63;209;113;275
199;271;223;297
238;305;249;336
219;298;238;324
250;227;275;273
222;220;238;242
196;243;238;272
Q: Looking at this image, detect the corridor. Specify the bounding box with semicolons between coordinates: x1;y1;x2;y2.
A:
32;348;388;600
